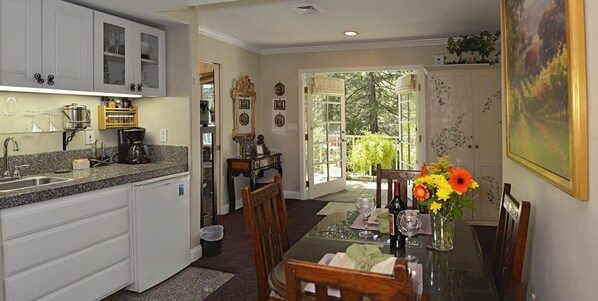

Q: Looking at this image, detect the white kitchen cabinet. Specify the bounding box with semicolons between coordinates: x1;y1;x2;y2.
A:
425;65;502;225
0;184;132;301
0;0;93;91
94;11;166;96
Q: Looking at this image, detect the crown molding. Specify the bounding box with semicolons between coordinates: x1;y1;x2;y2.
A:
261;38;448;55
197;25;448;55
198;26;262;54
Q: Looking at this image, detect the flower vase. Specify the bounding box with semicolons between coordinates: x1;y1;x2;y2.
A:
431;212;455;251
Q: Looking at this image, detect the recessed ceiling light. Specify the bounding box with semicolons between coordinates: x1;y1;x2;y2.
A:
344;31;358;37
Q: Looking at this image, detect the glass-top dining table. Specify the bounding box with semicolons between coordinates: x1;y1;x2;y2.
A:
268;211;500;300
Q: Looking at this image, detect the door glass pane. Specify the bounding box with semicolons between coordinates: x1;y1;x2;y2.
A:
314;143;327;164
141;33;159;89
313;102;327;121
328;103;341;121
329;144;340;162
103;23;125;86
314;163;327;184
313;123;326;143
329;162;342;180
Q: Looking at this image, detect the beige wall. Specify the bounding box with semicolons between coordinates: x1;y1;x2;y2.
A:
259;45;445;195
198;33;261;214
502;2;598;300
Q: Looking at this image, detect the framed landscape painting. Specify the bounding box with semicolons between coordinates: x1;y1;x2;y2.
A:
503;0;588;200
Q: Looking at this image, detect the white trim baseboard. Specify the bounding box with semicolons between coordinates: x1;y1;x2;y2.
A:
284;190;302;200
190;245;202;262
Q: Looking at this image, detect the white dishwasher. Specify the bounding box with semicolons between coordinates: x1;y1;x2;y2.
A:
128;172;191;293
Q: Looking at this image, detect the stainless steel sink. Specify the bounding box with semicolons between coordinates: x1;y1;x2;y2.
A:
0;176;73;192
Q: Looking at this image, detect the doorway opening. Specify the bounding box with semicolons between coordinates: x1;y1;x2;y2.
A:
300;67;426;202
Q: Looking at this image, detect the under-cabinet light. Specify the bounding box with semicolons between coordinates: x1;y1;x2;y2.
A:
343;31;358;36
0;86;143;98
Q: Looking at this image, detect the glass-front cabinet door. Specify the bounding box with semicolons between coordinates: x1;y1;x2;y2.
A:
134;24;165;96
94;11;134;94
94;11;165;96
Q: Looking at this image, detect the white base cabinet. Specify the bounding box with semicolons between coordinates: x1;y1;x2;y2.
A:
0;185;132;301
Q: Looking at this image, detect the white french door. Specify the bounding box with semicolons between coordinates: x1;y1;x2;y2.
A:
305;76;347;199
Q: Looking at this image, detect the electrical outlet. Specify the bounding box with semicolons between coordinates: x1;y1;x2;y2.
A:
160;129;167;142
85;130;94;145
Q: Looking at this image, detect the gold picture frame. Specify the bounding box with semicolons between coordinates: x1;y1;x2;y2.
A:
232;75;256;139
503;0;588;200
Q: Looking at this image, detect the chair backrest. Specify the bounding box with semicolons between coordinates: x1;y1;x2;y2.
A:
376;164;421;209
241;174;289;301
284;258;421;301
492;183;531;300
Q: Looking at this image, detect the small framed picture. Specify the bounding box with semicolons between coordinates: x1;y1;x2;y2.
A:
239;99;250;109
256;145;264;156
274;98;286;110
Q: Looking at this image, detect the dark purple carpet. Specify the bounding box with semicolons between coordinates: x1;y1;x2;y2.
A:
192;199;497;301
191;199;327;301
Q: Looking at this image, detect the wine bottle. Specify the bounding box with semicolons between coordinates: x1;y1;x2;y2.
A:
388;180;407;249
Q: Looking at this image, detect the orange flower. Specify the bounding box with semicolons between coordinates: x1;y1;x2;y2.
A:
449;168;473;193
414;184;430;200
419;162;428;178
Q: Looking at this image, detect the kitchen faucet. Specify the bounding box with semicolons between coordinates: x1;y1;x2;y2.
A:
2;137;19;179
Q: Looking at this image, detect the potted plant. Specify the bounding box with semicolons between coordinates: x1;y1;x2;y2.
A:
446;30;501;64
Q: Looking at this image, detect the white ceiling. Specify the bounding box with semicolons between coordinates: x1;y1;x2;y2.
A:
68;0;501;53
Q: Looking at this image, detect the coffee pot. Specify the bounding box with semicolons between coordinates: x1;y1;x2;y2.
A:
117;127;151;164
128;144;149;163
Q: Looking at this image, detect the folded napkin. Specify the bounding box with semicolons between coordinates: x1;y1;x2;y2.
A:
345;243;394;271
375;210;390;233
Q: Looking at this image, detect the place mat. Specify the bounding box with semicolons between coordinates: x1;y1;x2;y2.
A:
304;253;423;297
316;202;356;215
351;212;433;235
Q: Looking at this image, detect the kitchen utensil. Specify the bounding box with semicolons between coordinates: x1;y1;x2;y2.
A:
61;103;91;130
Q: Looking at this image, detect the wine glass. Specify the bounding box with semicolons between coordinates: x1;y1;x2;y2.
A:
355;194;375;239
397;210;422;262
44;111;58;132
26;111;42;132
3;97;19;132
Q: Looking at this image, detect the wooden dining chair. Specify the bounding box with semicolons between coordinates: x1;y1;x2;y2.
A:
241;174;289;301
492;183;531;301
376;164;421;209
284;258;422;301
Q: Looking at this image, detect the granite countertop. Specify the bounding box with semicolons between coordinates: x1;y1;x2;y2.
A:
0;162;188;210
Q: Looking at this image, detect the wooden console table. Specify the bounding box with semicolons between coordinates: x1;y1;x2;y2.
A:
226;153;283;213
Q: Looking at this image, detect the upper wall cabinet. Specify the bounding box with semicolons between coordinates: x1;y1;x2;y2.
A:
0;0;93;91
94;12;165;97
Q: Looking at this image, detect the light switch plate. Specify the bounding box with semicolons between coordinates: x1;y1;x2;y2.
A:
160;129;168;142
85;130;94;145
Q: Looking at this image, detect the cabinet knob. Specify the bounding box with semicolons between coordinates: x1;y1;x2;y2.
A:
34;73;44;84
130;83;136;92
47;74;54;85
468;145;472;149
137;84;142;92
474;145;479;149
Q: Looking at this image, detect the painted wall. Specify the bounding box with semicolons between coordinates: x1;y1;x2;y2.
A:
501;2;598;300
259;45;445;196
198;33;261;214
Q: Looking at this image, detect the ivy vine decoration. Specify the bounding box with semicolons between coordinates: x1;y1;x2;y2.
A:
446;31;501;64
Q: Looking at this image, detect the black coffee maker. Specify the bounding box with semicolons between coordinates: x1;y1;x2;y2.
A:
117;127;150;164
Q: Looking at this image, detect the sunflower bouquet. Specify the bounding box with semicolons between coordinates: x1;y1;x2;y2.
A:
413;156;478;250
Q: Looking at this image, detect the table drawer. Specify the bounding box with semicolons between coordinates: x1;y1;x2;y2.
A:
1;185;129;240
3;207;129;276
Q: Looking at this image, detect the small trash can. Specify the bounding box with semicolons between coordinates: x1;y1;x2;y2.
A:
200;225;224;257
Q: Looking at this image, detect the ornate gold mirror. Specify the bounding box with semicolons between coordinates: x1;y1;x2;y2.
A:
232;75;256;139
